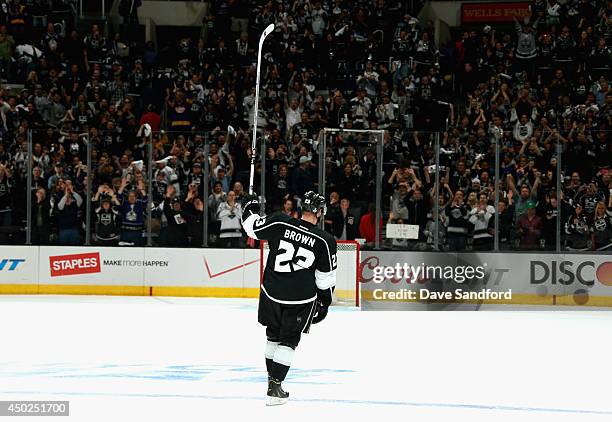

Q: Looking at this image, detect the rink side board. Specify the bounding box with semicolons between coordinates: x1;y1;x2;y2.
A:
0;246;611;309
0;246;260;298
359;251;612;310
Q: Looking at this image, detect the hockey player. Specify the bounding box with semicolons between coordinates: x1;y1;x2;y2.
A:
241;191;337;406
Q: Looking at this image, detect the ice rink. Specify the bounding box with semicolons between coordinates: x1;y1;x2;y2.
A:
1;295;611;421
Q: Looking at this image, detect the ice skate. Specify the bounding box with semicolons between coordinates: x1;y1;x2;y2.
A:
266;377;289;406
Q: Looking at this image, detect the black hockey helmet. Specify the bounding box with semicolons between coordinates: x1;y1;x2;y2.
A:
302;191;327;215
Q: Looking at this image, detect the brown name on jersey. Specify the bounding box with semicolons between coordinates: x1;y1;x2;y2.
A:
283;229;316;248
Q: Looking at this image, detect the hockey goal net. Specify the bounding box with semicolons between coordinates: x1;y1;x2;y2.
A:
260;240;361;307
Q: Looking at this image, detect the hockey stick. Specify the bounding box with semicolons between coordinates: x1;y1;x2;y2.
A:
249;23;275;195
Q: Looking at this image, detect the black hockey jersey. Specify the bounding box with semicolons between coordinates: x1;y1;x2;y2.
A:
243;212;337;304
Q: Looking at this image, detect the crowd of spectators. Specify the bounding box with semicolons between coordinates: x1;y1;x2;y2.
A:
0;0;609;250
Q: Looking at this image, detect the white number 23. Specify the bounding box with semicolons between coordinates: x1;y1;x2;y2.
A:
274;240;316;273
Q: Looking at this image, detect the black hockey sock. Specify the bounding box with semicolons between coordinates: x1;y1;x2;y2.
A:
270;344;294;382
270;361;290;381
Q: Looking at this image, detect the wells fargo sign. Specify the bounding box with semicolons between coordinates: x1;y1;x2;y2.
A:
461;2;531;23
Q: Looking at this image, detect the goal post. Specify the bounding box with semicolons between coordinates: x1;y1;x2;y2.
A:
260;240;361;307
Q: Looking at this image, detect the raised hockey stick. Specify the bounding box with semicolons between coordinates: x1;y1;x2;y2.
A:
249;23;275;195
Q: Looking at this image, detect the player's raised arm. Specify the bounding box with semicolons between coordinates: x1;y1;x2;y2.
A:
241;193;272;240
241;193;285;241
240;193;262;238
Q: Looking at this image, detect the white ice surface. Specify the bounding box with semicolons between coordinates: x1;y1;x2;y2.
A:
0;295;611;421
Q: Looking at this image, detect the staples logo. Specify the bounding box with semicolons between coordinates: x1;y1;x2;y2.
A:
50;252;101;277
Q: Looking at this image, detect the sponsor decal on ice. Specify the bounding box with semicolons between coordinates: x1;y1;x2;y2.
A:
49;252;101;277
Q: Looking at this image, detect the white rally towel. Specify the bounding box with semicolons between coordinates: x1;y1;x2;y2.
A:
155;155;175;165
130;160;144;172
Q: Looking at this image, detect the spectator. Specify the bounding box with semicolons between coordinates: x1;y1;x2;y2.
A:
117;178;147;246
324;191;340;233
403;185;428;231
331;198;358;240
497;195;515;248
445;190;469;251
0;163;12;226
423;193;448;251
564;201;590;250
56;181;82;245
517;200;543;249
187;162;204;197
334;163;360;202
469;193;496;250
208;180;226;220
280;198;299;219
291;156;315;198
93;187;121;246
232;181;245;203
155;159;180;196
284;94;304;134
511;180;539;223
514;17;539;80
591;201;612;250
212;165;231;194
216;190;243;247
140;105;161;133
390;182;409;221
578;181;606;217
270;163;290;210
30;187;50;244
184;194;205;247
540;192;559;249
359;203;382;245
513;114;534;143
162;195;189;247
350;88;372;128
233;32;251;67
0;25;15;81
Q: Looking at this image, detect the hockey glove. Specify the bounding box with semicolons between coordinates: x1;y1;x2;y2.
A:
241;194;260;218
317;287;334;307
311;300;328;325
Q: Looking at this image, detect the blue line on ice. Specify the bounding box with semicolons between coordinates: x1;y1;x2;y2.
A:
2;363;610;415
0;363;354;383
0;390;610;415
